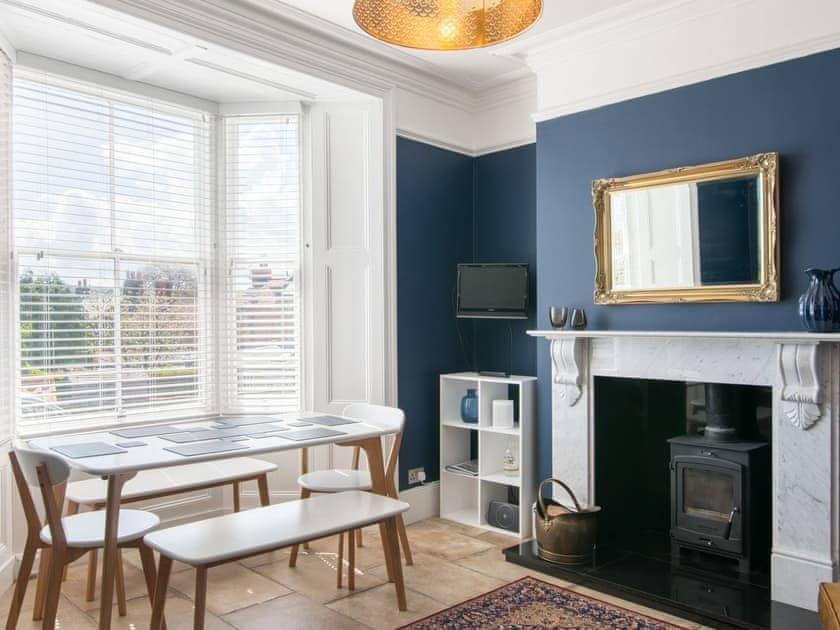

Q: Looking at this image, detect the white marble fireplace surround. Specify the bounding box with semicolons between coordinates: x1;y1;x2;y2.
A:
528;329;840;612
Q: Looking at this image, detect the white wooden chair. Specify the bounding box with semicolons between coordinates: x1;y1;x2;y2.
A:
56;457;276;610
289;403;413;589
5;447;160;630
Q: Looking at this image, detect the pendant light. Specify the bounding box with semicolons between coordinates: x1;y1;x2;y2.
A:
352;0;543;51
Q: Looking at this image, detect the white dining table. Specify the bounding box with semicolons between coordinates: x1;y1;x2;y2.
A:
26;412;405;629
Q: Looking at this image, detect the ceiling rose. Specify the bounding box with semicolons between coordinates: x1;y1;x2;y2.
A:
352;0;543;51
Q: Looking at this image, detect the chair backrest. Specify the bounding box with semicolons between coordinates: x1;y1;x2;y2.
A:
9;447;70;547
342;403;406;480
342;403;405;434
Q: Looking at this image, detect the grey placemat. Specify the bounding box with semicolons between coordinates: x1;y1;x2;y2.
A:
306;415;359;427
52;442;127;459
215;416;283;427
111;425;185;438
276;427;346;442
161;423;284;443
164;440;250;457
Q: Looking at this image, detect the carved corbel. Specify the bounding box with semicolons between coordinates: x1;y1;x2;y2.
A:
778;342;822;430
550;338;585;406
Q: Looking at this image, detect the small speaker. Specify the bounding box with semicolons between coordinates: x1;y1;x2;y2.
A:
487;500;519;532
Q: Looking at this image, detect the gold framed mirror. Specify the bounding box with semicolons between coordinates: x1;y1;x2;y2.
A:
592;152;779;304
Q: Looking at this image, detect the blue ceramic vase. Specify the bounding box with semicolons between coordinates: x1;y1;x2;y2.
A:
460;388;478;423
799;268;840;332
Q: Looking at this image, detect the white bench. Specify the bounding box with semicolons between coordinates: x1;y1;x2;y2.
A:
58;457;276;609
144;490;410;630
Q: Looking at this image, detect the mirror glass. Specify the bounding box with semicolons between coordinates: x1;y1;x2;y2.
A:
608;175;761;291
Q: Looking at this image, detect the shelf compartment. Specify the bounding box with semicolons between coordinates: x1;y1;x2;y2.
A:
479;479;520;535
441;471;478;524
441;376;479;425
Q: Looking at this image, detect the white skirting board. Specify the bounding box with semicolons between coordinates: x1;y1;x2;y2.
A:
400;481;440;525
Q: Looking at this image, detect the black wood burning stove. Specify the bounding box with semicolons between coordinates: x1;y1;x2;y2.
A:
669;383;769;574
669;436;768;573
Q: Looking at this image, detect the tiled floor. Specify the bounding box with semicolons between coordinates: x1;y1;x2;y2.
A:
0;517;708;629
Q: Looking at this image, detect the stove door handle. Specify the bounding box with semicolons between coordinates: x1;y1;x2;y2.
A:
723;507;740;539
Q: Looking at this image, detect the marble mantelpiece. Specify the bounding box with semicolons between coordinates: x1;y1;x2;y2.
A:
528;329;840;611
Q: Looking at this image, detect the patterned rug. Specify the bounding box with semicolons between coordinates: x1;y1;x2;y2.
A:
400;576;691;629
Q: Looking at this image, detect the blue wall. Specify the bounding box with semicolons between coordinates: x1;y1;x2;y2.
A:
397;137;474;490
396;138;537;490
535;48;840;483
473;144;538;376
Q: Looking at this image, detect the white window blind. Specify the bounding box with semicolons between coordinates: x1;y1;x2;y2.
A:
0;50;11;443
223;116;301;413
13;70;214;431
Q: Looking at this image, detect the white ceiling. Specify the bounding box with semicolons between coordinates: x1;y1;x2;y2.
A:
0;0;364;105
265;0;633;89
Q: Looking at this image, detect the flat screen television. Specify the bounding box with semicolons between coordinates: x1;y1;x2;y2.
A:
456;263;529;319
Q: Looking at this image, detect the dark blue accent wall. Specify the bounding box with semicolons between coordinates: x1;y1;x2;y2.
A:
397;137;474;491
535;48;840;483
396;138;537;490
473;144;538;376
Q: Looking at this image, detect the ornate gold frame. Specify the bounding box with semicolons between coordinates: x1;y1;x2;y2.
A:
592;152;779;304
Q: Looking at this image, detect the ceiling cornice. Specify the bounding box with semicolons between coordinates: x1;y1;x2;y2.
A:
85;0;480;110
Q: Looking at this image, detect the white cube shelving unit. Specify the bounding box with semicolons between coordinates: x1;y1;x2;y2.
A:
439;372;536;538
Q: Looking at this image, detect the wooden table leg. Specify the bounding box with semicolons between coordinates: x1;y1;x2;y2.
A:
98;472;133;630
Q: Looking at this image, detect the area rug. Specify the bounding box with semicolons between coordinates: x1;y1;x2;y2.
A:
399;576;691;629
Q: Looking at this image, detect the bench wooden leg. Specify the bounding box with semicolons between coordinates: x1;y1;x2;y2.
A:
348;529;356;591
150;555;172;630
137;544;167;630
356;527;363;548
288;488;311;568
85;549;98;602
383;517;407;611
257;474;270;506
336;534;344;589
194;567;208;630
233;482;241;513
6;537;37;630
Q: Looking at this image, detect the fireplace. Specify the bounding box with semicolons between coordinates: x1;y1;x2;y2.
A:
669;435;769;574
521;330;840;619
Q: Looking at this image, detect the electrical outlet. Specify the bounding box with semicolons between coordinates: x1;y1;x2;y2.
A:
408;467;425;485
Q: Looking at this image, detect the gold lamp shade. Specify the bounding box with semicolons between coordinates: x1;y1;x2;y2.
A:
352;0;543;51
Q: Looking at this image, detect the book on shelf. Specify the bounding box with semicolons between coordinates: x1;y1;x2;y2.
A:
444;459;478;477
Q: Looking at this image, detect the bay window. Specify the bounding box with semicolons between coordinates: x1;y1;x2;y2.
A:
10;70;302;433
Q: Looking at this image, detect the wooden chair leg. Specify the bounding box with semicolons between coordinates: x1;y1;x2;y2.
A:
115;549;127;617
85;549;98;602
257;474;270;506
194;567;208;630
149;555;173;630
32;548;50;620
233;482;241;513
61;502;79;582
348;529;356;591
288;488;311;567
5;539;37;630
396;514;414;566
41;545;66;630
